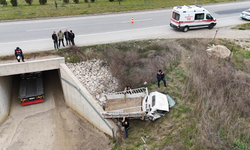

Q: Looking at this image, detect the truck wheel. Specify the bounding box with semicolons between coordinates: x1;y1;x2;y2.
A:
208;23;215;29
183;26;189;32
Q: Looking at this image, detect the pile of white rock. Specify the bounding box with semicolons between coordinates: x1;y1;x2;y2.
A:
66;59;119;105
206;45;231;58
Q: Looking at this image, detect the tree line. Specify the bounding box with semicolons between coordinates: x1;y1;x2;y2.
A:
0;0;123;7
0;0;96;6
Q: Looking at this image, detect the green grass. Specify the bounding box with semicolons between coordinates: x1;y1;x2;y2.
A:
232;23;250;30
0;0;239;20
233;139;250;150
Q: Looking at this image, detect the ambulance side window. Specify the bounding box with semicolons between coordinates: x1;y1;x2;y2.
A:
206;14;213;20
195;13;204;20
172;12;180;21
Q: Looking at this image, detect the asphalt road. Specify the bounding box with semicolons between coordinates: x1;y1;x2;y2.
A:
0;1;249;56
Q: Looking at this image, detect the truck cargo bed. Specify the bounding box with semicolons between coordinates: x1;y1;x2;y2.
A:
19;77;43;99
105;96;143;113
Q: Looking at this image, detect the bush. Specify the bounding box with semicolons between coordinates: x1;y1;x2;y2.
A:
63;0;69;4
109;0;114;1
65;46;86;63
10;0;17;6
98;40;181;89
73;0;79;3
25;0;32;5
39;0;47;5
91;0;95;2
0;0;7;6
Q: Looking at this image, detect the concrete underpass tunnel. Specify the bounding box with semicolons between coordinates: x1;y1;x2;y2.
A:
0;57;115;137
0;69;63;123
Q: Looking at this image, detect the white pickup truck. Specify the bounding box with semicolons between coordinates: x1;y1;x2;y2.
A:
102;87;176;121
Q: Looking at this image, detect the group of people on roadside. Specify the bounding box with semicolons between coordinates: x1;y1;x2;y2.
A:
52;29;75;50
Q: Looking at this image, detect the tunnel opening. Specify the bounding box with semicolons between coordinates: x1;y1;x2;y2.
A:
0;68;114;150
0;58;115;147
8;69;64;117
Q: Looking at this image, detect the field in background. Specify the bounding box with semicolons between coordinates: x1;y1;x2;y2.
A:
0;0;238;20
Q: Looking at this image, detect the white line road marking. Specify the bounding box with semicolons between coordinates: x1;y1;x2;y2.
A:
26;27;67;32
121;19;153;23
0;25;168;44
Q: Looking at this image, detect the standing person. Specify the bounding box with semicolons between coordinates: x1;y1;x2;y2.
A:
124;86;132;95
57;30;65;47
122;117;130;139
156;70;166;88
52;31;59;50
64;29;71;46
69;30;75;46
14;47;25;62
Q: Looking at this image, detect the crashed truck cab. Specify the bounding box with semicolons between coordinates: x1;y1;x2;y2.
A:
102;87;175;121
143;91;170;121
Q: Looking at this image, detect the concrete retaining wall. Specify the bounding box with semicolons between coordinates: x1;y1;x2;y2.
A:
59;64;114;137
0;57;65;77
0;76;13;123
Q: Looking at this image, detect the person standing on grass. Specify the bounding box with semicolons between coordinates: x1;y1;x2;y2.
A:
52;31;58;50
69;30;75;46
64;29;71;46
157;69;166;88
122;117;130;139
57;30;65;48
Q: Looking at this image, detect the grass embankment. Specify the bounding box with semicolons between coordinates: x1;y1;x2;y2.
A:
0;0;239;20
63;39;250;149
233;23;250;30
1;38;250;149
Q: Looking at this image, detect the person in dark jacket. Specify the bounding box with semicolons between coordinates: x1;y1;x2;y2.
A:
156;70;166;88
122;117;130;138
69;30;75;46
52;31;59;50
64;29;71;46
14;47;25;62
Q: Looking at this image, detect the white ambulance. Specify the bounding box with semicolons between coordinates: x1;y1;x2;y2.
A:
170;5;217;32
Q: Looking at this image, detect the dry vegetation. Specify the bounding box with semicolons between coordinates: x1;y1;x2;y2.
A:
57;39;250;149
186;48;250;149
1;38;250;149
87;40;182;89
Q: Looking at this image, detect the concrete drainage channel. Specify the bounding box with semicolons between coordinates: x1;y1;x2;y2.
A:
0;57;115;149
